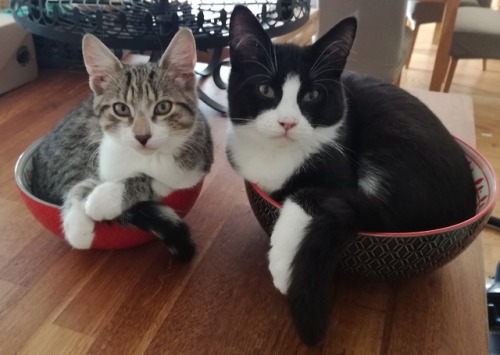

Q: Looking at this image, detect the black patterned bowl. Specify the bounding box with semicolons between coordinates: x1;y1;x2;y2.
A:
244;138;497;280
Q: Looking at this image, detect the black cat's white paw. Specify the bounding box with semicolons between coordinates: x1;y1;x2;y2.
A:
269;200;311;294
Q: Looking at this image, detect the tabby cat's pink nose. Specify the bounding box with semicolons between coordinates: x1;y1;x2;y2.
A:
135;134;151;146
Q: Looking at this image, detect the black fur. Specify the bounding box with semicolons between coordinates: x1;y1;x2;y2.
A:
118;201;195;262
227;5;476;346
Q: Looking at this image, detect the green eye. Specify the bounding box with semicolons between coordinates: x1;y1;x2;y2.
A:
154;100;172;115
112;103;131;117
303;90;320;103
258;84;275;99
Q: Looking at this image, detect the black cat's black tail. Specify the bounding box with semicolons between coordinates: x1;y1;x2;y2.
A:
287;196;359;346
117;201;195;262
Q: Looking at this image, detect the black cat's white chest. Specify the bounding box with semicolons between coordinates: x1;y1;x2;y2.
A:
226;121;344;193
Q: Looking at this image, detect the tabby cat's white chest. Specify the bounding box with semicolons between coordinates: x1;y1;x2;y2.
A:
98;136;201;190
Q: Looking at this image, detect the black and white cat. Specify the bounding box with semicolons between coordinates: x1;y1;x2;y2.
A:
31;29;213;259
226;6;476;346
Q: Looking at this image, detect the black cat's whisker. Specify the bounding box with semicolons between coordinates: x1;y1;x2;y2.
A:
255;38;276;73
339;81;354;97
315;83;331;99
272;46;278;74
314;78;342;84
242;60;273;76
308;41;341;77
310;68;344;81
238;73;272;90
232;117;256;123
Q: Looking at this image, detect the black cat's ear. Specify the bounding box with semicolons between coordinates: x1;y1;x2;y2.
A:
82;34;123;95
312;17;357;70
229;5;273;68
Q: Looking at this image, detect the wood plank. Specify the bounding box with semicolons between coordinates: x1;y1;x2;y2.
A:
0;201;45;263
54;244;162;335
144;204;294;354
18;324;94;355
0;249;109;354
86;166;249;354
0;279;28;319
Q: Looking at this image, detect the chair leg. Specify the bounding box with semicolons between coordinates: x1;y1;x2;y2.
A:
432;23;443;45
395;71;402;86
444;58;458;93
405;23;420;69
483;59;487;71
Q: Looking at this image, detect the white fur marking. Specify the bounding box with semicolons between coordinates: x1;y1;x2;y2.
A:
227;75;345;193
63;201;95;249
268;200;312;294
99;135;203;191
358;164;388;200
84;181;124;221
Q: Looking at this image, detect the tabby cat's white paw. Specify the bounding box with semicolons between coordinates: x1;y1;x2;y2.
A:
63;205;95;249
85;181;124;221
268;200;312;295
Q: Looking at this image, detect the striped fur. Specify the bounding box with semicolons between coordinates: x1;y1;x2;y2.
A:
31;29;213;257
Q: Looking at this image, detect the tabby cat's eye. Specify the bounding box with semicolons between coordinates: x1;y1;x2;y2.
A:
112;103;131;117
154;100;172;115
303;90;320;103
258;84;275;99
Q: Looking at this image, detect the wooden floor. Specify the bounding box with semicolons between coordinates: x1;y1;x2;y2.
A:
0;23;499;354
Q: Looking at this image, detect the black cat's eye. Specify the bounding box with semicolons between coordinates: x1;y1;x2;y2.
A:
154;100;172;115
302;90;320;103
112;103;131;117
258;84;275;99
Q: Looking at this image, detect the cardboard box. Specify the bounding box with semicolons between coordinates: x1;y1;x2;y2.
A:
0;14;38;95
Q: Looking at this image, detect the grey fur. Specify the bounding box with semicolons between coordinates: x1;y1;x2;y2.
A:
31;62;213;207
30;32;213;254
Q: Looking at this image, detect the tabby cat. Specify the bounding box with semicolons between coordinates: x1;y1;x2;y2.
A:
31;29;213;260
226;6;476;346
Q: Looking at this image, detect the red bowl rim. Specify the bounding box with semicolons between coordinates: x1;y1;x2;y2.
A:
249;137;498;238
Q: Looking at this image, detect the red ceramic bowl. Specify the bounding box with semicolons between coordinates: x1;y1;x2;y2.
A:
15;140;203;249
244;138;497;280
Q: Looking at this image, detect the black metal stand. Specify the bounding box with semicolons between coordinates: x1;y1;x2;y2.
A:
10;0;310;112
195;47;228;113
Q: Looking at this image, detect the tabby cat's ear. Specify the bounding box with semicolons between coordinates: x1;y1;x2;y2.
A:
312;17;357;71
82;34;123;95
229;5;273;69
158;28;197;89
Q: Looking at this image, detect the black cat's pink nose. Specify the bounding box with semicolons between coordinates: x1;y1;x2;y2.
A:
135;134;151;146
279;122;297;132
